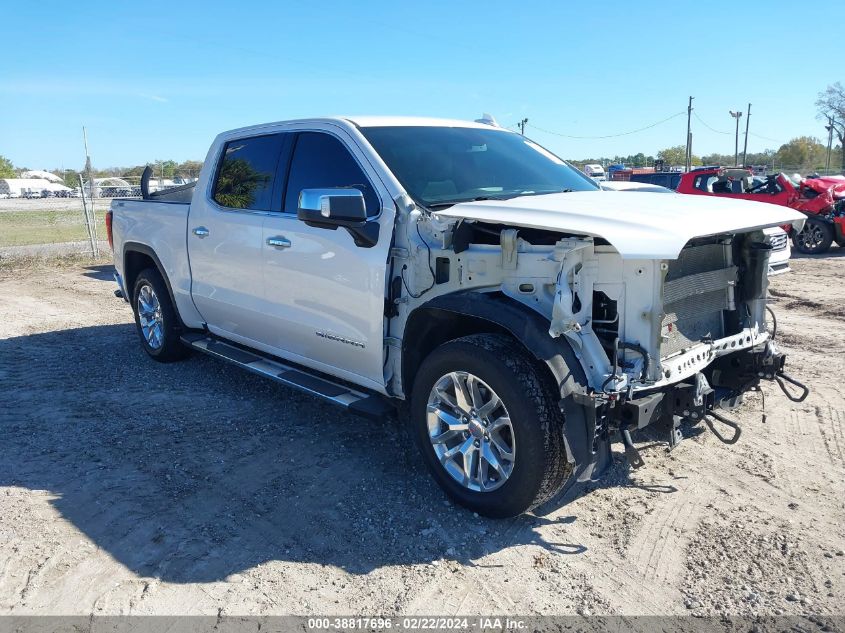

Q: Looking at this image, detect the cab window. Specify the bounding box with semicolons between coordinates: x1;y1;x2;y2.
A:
213;134;284;211
694;175;719;193
283;132;379;216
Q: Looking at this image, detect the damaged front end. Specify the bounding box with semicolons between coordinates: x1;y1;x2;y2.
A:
563;230;809;477
402;192;809;489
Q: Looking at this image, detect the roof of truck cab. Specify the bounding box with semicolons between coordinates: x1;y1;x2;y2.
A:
218;116;508;139
343;116;505;130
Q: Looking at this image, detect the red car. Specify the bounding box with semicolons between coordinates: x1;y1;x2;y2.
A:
676;167;845;254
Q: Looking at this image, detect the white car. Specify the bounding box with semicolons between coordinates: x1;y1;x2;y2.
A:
109;116;807;517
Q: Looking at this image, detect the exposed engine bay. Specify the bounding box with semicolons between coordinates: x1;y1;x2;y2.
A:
388;203;809;475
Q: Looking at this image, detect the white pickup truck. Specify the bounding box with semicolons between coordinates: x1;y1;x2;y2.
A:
109;116;809;517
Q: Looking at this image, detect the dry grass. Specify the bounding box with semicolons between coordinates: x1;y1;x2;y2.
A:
0;252;112;276
0;209;107;247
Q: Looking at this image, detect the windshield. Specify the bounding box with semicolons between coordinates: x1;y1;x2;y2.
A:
360;125;598;208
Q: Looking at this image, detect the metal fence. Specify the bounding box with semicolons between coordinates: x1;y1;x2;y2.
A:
0;177;195;258
0;195;111;257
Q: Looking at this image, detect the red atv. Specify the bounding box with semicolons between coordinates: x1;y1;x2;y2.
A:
676;167;845;254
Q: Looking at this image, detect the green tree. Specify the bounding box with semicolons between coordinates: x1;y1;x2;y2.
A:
700;152;733;166
121;165;148;179
154;159;178;179
0;155;16;178
175;160;203;179
657;145;700;166
56;169;80;188
774;137;827;171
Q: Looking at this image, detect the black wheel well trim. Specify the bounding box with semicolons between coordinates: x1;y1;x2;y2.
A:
401;292;588;402
402;292;612;492
122;242;184;327
803;213;835;225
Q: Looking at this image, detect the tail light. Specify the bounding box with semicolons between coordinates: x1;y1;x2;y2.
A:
105;210;114;251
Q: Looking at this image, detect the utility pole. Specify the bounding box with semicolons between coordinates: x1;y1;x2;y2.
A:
729;110;743;167
83;126;96;199
685;96;694;171
742;103;751;167
517;118;528;135
80;127;99;258
825;116;834;174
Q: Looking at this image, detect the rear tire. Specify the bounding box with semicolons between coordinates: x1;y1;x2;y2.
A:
131;268;189;362
792;219;833;254
410;334;571;517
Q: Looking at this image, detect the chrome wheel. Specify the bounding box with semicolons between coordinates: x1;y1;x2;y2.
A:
796;223;826;251
137;283;164;350
426;372;515;492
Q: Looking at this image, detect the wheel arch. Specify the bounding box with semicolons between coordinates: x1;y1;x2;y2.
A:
401;293;588;401
402;292;611;501
122;243;182;324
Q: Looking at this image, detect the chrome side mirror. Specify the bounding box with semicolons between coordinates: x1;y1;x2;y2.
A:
296;187;378;248
298;188;366;227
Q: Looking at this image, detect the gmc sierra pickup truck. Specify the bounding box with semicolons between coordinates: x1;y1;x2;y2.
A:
109;116;809;517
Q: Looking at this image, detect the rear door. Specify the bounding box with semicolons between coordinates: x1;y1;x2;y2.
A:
188;133;288;343
259;128;392;390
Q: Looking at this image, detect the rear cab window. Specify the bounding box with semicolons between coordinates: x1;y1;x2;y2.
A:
213;134;285;211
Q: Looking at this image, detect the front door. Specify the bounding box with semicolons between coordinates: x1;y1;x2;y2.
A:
260;129;393;391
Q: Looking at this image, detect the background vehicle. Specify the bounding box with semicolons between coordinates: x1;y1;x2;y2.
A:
629;171;682;189
583;164;607;181
109;117;807;517
676;166;845;254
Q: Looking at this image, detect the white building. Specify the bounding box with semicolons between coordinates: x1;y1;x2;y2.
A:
20;170;64;183
0;178;72;196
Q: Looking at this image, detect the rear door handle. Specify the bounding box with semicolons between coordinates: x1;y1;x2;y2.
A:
192;226;210;238
266;236;291;249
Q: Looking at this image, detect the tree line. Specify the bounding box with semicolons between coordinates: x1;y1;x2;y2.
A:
0;158;204;189
571;135;839;173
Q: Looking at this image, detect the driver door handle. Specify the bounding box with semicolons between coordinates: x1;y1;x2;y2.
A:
192;226;210;238
266;236;291;249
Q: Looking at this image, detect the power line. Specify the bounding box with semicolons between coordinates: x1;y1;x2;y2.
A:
693;111;732;135
748;131;783;144
526;111;685;139
695;111;783;145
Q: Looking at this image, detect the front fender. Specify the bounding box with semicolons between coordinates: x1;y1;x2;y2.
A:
404;293;612;491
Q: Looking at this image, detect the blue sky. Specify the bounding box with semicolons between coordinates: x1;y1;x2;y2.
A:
0;0;839;170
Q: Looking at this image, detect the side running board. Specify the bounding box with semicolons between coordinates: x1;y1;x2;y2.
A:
180;333;394;419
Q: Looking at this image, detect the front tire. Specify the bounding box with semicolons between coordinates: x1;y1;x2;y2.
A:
411;334;571;517
131;268;188;362
792;219;833;254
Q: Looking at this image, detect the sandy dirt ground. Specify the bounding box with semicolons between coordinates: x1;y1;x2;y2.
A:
0;254;843;618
